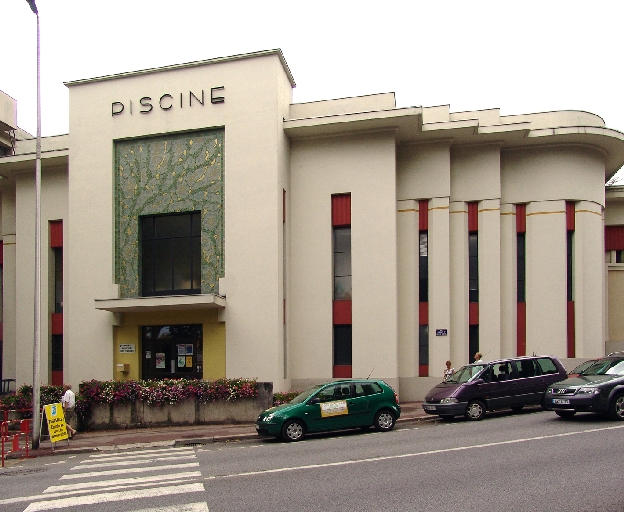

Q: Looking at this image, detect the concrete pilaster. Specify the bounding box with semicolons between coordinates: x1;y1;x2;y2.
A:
574;201;605;357
499;203;516;358
479;199;501;361
428;196;451;377
449;200;468;366
397;199;418;377
526;200;567;357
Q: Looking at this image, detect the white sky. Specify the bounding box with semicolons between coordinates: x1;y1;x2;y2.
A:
3;0;623;175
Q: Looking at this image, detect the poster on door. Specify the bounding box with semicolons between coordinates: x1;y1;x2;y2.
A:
155;353;165;369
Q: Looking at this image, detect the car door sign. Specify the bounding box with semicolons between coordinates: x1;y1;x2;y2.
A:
320;400;349;417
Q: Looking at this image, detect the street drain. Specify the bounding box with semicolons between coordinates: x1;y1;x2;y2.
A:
174;438;213;447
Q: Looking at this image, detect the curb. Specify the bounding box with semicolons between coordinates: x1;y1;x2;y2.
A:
5;414;436;459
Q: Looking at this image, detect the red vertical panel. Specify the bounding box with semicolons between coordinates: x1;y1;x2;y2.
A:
469;303;479;325
516;204;526;233
567;301;575;358
50;220;63;248
419;302;428;326
468;202;478;232
566;202;575;232
333;365;352;378
51;313;63;335
605;226;624;251
51;371;63;386
333;300;352;325
419;200;429;231
419;364;429;377
332;194;351;227
517;302;526;356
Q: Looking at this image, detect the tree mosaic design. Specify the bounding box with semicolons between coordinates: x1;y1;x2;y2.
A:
115;129;224;298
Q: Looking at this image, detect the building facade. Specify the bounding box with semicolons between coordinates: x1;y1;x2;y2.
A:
2;50;624;400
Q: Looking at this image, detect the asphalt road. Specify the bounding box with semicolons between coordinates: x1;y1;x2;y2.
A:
1;408;623;512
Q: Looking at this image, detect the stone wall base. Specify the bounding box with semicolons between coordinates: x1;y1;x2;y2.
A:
82;382;272;431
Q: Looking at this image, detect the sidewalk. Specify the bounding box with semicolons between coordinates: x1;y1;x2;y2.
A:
6;401;432;460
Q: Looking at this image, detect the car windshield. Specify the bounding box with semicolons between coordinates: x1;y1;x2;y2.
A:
569;360;595;374
445;364;488;383
290;385;323;404
580;359;624;376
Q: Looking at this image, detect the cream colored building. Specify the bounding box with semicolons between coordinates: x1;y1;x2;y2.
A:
2;50;624;400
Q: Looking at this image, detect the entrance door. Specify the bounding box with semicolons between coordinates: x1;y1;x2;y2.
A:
142;324;203;380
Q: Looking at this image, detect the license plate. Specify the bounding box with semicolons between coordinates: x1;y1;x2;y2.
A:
552;398;570;405
424;405;436;411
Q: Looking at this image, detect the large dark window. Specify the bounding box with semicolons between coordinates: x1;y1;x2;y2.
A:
469;325;479;362
142;324;203;379
140;212;201;296
567;231;574;302
333;228;352;300
517;233;526;303
51;335;63;372
419;232;428;303
54;248;63;313
468;233;479;303
333;325;352;366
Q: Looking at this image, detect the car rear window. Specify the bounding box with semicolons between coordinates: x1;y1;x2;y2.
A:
353;382;382;397
536;358;558;375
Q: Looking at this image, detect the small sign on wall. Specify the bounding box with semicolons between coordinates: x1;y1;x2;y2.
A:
119;344;136;353
435;329;448;336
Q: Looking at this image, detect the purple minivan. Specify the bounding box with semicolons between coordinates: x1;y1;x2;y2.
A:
422;356;567;420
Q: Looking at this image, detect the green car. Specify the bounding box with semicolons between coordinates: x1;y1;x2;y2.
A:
256;380;401;442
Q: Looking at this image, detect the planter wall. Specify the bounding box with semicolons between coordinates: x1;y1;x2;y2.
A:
82;382;272;431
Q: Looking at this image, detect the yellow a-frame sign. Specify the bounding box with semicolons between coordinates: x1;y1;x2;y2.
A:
43;403;69;443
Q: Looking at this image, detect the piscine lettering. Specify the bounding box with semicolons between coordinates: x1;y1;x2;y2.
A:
112;87;224;116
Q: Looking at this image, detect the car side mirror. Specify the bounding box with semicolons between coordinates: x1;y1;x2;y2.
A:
308;397;320;404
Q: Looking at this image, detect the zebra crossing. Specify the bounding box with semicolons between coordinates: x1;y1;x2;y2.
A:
1;447;210;511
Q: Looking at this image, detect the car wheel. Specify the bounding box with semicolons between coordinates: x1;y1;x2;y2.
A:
465;400;485;421
555;410;576;418
374;410;396;431
511;405;524;412
281;419;305;442
608;393;624;421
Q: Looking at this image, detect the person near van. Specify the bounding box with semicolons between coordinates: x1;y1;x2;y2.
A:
61;384;77;439
444;361;455;381
474;352;483;363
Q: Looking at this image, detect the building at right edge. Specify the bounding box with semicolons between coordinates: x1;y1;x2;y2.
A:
289;100;624;400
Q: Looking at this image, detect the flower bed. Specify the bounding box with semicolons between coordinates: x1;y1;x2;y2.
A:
0;384;63;418
1;379;272;431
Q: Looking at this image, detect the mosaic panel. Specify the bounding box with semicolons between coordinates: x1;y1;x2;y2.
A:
115;129;224;298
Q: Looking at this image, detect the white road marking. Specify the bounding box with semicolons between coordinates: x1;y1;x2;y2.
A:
45;471;202;493
0;478;196;506
85;447;195;460
60;462;200;480
206;423;624;480
128;502;209;512
72;454;196;469
23;483;205;511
